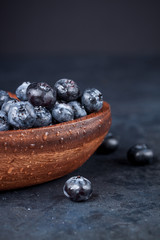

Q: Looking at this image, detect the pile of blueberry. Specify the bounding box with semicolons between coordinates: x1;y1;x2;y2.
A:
0;80;154;202
0;79;103;131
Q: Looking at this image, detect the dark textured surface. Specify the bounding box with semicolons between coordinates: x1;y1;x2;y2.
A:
0;56;160;240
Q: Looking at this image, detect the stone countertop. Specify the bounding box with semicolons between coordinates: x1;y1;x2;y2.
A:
0;56;160;240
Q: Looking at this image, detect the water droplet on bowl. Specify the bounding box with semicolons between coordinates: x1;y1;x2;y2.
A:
8;167;14;174
30;144;35;148
43;132;49;141
56;131;60;136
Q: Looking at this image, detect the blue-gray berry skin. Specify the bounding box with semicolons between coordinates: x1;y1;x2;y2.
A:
52;103;74;123
96;133;119;154
1;99;19;114
54;79;80;102
15;82;31;101
26;82;56;109
0;111;9;131
8;101;36;129
127;144;154;165
68;101;87;119
81;88;103;113
34;106;52;128
0;90;10;108
63;176;92;202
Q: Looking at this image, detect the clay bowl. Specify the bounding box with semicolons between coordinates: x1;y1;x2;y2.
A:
0;98;111;191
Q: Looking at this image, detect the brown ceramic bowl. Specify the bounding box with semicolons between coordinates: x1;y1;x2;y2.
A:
0;98;111;191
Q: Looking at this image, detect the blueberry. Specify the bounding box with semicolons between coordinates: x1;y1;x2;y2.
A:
63;176;92;202
15;82;31;101
0;111;9;131
127;144;154;165
1;99;19;114
0;90;10;108
68;101;87;119
8;101;36;129
52;103;74;123
34;106;52;128
96;133;119;154
26;82;56;109
54;79;80;102
81;88;103;113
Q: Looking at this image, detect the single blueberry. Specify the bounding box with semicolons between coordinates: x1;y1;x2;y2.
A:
34;106;52;128
54;79;80;102
1;99;19;114
0;111;9;131
0;90;10;108
15;82;31;101
127;144;154;165
68;101;87;119
63;176;92;202
8;101;36;129
26;82;56;109
96;133;119;154
52;103;74;123
81;88;103;113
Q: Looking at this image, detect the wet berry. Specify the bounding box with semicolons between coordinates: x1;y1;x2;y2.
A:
0;111;9;131
0;90;10;108
1;99;19;114
63;176;92;202
68;101;87;119
54;79;80;102
15;82;31;101
26;82;56;109
8;101;36;129
52;103;74;123
34;106;52;128
127;144;154;165
81;88;103;113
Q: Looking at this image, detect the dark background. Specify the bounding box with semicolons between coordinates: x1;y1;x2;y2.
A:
0;2;160;240
0;0;160;55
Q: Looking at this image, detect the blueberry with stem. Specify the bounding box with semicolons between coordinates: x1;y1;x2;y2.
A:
54;79;80;102
63;176;92;202
8;101;36;129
